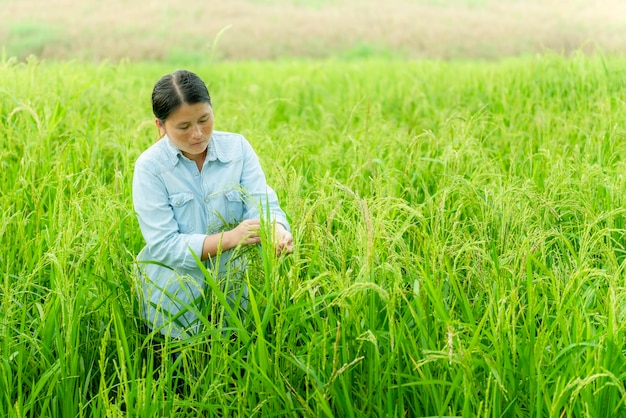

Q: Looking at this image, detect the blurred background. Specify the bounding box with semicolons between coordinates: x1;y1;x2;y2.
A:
1;0;626;62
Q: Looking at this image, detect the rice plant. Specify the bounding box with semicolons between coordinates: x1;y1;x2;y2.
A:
1;53;625;416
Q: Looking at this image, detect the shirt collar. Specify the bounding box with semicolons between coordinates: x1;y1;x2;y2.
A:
162;135;181;166
162;133;234;166
206;134;234;163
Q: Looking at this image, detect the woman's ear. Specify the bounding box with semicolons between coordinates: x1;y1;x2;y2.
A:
155;118;166;137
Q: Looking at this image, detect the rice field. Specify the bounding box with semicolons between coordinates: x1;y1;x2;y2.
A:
1;53;626;416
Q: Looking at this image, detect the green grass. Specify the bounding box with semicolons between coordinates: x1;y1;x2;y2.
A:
1;53;626;416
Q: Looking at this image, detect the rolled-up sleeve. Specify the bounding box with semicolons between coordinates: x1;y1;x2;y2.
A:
132;159;206;270
239;138;290;231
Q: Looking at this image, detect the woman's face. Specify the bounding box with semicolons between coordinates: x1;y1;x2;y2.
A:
157;102;214;160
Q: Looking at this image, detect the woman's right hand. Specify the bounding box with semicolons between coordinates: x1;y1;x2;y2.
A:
227;219;261;247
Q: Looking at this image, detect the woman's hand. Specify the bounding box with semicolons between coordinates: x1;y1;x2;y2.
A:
227;219;261;247
223;220;293;255
273;223;294;255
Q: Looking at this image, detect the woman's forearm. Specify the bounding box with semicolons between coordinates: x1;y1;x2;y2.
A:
201;232;235;259
201;219;261;259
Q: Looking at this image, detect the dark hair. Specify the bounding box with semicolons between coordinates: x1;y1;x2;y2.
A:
151;70;212;123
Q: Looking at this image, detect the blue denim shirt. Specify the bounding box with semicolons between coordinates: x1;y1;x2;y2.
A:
132;131;289;338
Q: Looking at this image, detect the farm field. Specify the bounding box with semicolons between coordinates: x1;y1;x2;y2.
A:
1;53;626;416
2;0;626;61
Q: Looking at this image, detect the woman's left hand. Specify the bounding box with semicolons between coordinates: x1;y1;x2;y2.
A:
274;223;294;255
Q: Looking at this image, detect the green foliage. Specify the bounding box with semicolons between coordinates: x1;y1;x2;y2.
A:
3;21;66;60
1;53;626;416
335;42;407;61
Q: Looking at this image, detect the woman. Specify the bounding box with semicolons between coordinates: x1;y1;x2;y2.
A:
133;70;293;338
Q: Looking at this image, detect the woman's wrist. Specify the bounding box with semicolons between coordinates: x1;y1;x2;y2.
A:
220;230;234;251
